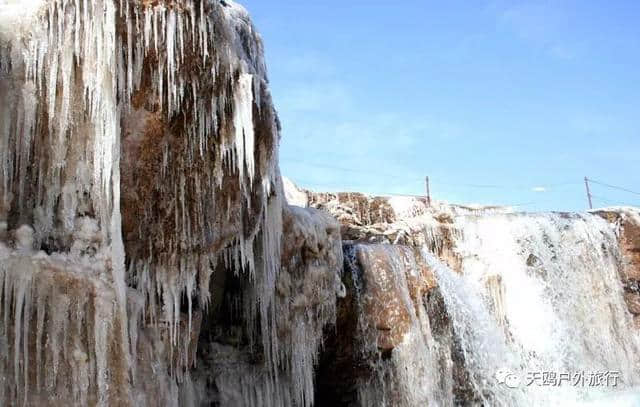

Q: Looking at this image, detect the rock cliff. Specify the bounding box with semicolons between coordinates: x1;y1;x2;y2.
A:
1;1;342;406
1;1;640;406
303;187;640;406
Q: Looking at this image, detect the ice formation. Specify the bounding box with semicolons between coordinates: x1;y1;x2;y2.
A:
283;176;309;208
194;205;343;406
2;0;640;406
344;244;443;406
310;189;640;406
1;1;344;406
0;223;131;405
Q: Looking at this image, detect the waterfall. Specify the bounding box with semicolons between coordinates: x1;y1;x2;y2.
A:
2;1;640;405
334;207;640;406
347;244;445;407
424;212;640;406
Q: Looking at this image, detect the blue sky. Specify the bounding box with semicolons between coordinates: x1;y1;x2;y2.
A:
242;0;640;211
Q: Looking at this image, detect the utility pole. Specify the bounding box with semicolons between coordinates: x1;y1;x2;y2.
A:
584;176;593;210
425;176;432;207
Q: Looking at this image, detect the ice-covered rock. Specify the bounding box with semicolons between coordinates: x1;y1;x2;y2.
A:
0;236;130;406
193;204;343;407
3;1;640;406
283;177;309;207
594;208;640;327
1;1;344;406
308;188;640;406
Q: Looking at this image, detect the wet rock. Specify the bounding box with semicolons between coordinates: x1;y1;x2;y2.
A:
595;209;640;321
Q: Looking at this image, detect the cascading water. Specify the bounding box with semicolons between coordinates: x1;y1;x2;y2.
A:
328;199;640;406
423;211;640;406
346;244;445;407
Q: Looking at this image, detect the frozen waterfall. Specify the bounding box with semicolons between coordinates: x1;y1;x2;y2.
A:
333;208;640;406
2;1;639;406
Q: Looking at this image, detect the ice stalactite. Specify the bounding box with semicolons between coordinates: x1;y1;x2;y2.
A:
274;205;344;407
1;0;299;405
0;0;126;236
1;1;131;404
116;2;293;404
113;1;285;369
1;1;349;406
234;73;257;184
0;224;130;406
194;204;344;407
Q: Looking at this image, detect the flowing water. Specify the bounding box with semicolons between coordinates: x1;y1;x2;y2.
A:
350;211;640;406
427;212;640;406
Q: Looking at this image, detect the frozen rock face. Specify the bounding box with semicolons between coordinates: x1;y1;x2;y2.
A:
3;0;640;405
309;192;399;241
308;188;640;406
315;244;445;406
0;1;343;406
0;225;131;406
350;245;435;352
193;205;343;407
595;208;640;327
308;191;514;244
283;177;309;207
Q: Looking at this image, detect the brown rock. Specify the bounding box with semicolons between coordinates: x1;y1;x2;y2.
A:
624;293;640;315
595;210;640;283
356;245;412;350
308;192;397;232
306;190;465;273
354;244;436;351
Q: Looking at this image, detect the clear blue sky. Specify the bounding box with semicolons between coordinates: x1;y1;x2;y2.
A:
241;0;640;212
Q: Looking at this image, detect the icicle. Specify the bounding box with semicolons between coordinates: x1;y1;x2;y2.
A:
1;0;299;405
233;72;256;184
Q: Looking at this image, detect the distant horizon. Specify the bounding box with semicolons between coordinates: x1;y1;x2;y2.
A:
284;175;640;215
243;0;640;212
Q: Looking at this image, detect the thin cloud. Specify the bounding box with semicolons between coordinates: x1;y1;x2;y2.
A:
495;1;582;60
277;82;353;113
279;53;338;77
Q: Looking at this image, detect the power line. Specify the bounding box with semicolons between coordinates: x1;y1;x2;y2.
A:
284;158;639;209
282;157;423;182
588;178;640;196
292;181;427;198
431;180;581;190
591;194;638;207
283;157;581;191
433;182;523;190
291;178;546;209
